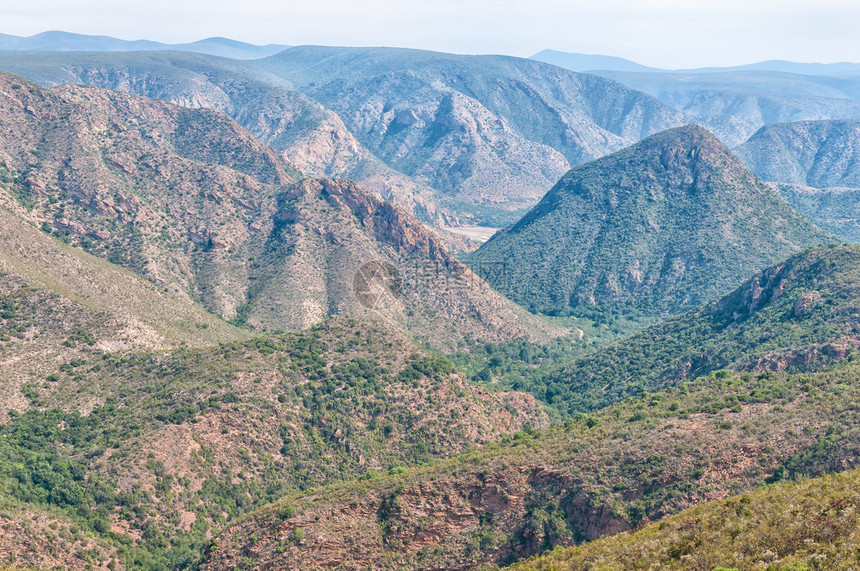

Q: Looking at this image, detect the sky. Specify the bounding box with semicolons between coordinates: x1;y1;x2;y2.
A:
3;0;860;68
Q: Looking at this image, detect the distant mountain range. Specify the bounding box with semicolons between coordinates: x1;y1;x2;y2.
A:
531;50;860;147
732;119;860;242
0;30;290;59
5;34;860;225
5;36;858;75
593;70;860;147
531;49;860;76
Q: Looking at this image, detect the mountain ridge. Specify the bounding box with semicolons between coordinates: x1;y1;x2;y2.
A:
530;49;860;76
0;31;291;59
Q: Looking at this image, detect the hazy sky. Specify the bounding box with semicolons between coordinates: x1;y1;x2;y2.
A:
3;0;860;68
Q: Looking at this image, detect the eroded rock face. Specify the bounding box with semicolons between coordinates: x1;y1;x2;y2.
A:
203;463;631;571
721;261;791;320
266;177;565;346
794;290;821;317
287;178;449;262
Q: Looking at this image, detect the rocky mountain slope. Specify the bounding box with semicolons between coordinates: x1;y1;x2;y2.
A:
224;176;563;347
0;315;549;569
254;46;687;219
470;125;834;318
505;466;860;571
204;360;860;570
0;204;247;419
735;119;860;188
0;499;117;570
0;72;298;316
0;51;451;224
594;70;860;146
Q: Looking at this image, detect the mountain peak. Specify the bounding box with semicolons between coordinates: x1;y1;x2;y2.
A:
619;124;735;166
534;125;758;220
607;124;737;176
642;123;722;144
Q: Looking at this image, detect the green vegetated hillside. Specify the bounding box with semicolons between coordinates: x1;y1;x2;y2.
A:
202;245;860;569
0;51;452;225
254;46;686;220
0;315;549;569
504;466;860;571
470;125;835;320
203;358;860;570
523;244;860;414
0;73;561;347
